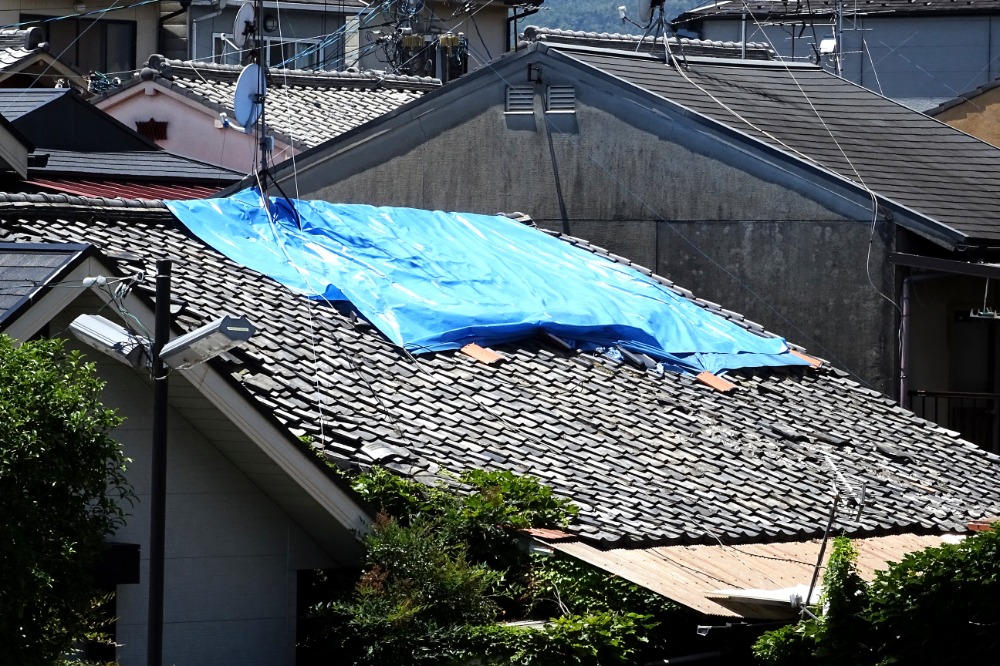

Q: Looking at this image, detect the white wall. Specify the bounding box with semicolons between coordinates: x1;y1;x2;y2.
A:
56;304;334;666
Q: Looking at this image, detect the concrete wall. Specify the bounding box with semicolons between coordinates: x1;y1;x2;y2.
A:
292;62;896;392
697;15;1000;107
54;300;335;666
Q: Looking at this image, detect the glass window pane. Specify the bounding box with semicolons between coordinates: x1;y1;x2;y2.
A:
105;22;135;74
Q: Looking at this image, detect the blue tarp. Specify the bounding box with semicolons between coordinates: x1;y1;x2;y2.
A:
165;189;808;374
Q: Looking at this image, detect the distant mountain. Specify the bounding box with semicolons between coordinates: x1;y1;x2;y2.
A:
525;0;708;35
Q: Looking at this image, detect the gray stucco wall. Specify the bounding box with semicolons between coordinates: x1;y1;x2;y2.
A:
55;300;336;666
292;63;896;392
696;15;1000;107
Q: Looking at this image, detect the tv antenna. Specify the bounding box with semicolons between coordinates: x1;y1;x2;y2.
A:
231;0;272;206
621;0;672;63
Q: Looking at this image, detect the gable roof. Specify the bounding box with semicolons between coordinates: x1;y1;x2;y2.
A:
2;192;998;557
0;88;158;152
0;241;91;326
546;45;1000;244
261;42;1000;247
0;28;87;93
675;0;1000;21
93;58;441;150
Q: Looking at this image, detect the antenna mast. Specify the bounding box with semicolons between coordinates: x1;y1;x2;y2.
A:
255;0;270;201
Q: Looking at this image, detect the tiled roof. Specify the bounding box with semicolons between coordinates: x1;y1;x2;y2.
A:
93;59;441;149
553;46;1000;243
675;0;1000;21
31;149;240;183
2;194;999;550
521;25;776;60
924;77;1000;116
0;89;65;121
0;28;44;73
0;241;88;325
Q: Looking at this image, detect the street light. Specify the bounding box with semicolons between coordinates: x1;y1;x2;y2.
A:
70;260;256;666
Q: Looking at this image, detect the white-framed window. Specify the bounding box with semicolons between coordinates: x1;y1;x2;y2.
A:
212;33;331;70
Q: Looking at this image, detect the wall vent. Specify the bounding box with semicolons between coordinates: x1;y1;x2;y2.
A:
546;85;576;113
505;85;534;113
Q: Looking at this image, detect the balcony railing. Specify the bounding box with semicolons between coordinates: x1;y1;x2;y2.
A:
907;391;1000;454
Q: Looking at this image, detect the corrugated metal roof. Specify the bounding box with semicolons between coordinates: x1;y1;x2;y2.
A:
27;178;221;201
550;533;956;618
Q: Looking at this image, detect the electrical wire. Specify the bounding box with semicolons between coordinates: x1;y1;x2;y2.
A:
740;9;900;315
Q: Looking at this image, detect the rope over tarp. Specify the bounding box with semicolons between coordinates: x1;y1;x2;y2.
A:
165;189;808;375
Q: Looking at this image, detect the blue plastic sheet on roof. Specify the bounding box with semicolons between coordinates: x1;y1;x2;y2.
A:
165;189;808;375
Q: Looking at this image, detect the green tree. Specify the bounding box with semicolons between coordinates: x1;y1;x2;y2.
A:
754;527;1000;665
0;335;132;665
304;467;683;665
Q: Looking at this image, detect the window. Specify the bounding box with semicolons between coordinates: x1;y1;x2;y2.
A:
212;33;334;70
22;14;136;74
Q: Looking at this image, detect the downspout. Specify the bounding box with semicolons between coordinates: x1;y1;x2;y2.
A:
740;7;747;59
192;0;230;61
899;272;911;407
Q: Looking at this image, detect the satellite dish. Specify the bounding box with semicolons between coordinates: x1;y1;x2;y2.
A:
637;0;664;23
233;2;255;49
233;63;265;128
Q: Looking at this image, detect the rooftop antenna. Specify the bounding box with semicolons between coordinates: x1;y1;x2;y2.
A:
634;0;669;63
231;0;272;207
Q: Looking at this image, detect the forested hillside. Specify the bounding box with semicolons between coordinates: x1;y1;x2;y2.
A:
526;0;708;34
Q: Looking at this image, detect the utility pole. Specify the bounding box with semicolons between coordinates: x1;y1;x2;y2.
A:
147;259;171;666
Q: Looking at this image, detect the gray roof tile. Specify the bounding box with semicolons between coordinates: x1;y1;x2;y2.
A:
2;195;999;548
94;59;440;149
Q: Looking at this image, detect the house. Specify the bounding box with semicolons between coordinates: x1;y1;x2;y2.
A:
926;77;1000;148
0;87;241;198
672;0;1000;110
243;36;1000;451
0;213;369;666
183;0;542;76
0;27;88;93
92;56;439;172
3;190;999;662
10;0;541;79
7;1;160;77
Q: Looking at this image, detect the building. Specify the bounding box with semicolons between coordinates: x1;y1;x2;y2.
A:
673;0;1000;110
92;56;438;172
0;87;241;197
4;191;999;661
926;76;1000;147
243;37;1000;450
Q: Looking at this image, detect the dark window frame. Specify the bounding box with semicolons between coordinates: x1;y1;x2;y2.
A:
20;14;137;74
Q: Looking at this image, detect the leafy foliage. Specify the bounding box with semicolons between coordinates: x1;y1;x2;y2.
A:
303;466;680;665
0;336;132;665
754;527;1000;665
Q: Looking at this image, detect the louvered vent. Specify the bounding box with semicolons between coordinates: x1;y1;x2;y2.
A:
506;85;534;113
546;85;576;112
